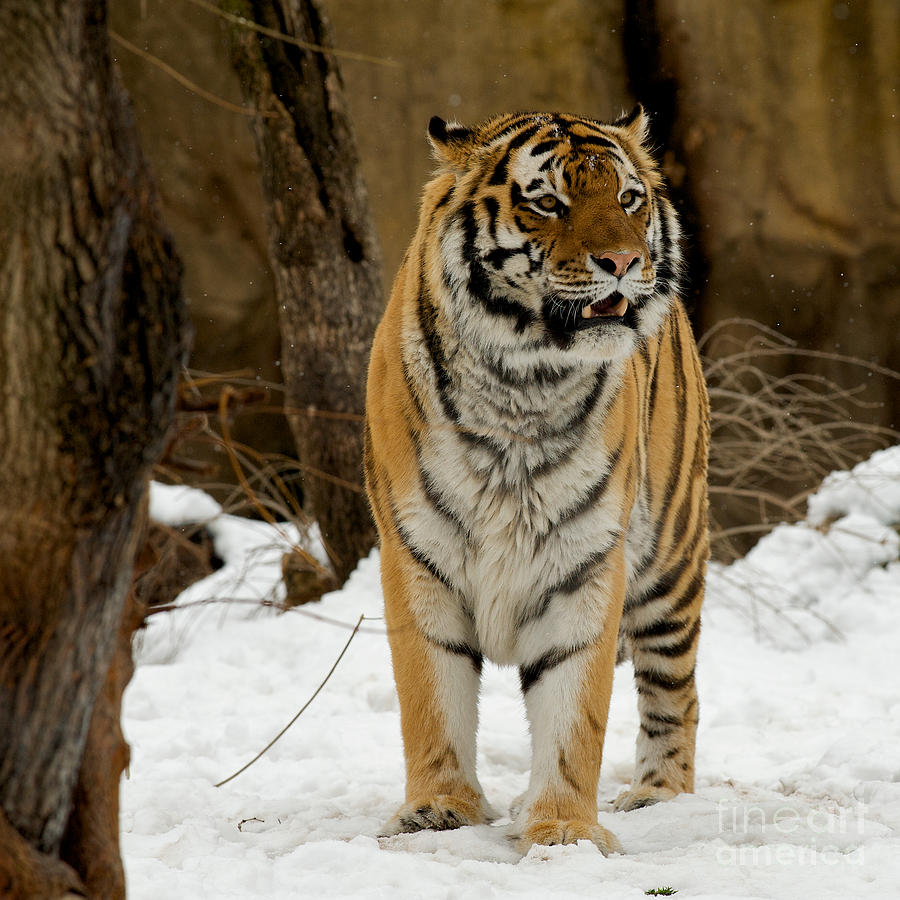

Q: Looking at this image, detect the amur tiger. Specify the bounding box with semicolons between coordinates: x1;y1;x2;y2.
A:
364;106;709;854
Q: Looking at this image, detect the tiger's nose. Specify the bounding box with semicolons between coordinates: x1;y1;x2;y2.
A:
593;251;641;277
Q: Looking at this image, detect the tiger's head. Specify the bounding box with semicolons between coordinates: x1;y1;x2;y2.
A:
426;107;682;362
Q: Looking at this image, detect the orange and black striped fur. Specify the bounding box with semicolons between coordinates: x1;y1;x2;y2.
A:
364;107;709;854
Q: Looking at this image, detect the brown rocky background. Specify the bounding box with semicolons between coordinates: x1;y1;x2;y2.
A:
110;0;899;540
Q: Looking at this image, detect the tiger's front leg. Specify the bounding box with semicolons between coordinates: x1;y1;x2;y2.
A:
378;533;492;836
513;558;626;855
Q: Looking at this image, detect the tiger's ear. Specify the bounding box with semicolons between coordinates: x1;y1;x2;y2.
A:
613;104;651;146
427;116;476;168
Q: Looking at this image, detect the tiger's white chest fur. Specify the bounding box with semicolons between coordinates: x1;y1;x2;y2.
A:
401;338;641;664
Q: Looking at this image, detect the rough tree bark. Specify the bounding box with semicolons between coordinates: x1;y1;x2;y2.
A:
224;0;383;587
0;2;186;897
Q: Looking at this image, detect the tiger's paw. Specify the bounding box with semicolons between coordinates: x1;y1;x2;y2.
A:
613;784;678;812
379;793;489;836
518;819;622;856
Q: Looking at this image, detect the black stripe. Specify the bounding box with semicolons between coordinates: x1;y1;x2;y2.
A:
627;538;661;598
671;441;707;543
640;723;676;740
670;569;705;616
488;125;542;185
621;299;641;330
416;292;513;455
568;132;616;150
388;495;455;591
647;328;662;429
627;519;706;613
484;244;530;270
460;202;494;300
419;285;507;458
637;340;652;371
519;644;583;693
458;203;535;331
482;113;539;144
482;195;499;240
638;618;700;659
652;199;679;296
628;553;692;611
416;256;502;459
426;636;483;674
529;440;580;482
530;369;608;474
520;539;617;629
529;139;559;157
529;361;576;385
646;711;683;727
555;542;616;595
417;279;459;425
426;238;531;452
434;185;454;210
627;616;687;641
659;323;689;509
568;135;627;168
547;367;608;437
410;432;471;541
400;355;429;424
479;352;575;389
634;667;695;693
535;441;623;549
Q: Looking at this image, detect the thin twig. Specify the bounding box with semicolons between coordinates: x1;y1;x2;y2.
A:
185;0;400;68
216;386;332;572
147;594;386;633
108;30;281;118
215;612;366;788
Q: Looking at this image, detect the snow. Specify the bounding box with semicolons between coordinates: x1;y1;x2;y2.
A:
122;449;900;898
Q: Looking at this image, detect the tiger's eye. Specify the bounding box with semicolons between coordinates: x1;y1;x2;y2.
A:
537;195;560;212
620;189;635;207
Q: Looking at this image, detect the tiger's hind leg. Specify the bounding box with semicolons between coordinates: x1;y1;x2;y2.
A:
377;533;492;836
614;566;703;812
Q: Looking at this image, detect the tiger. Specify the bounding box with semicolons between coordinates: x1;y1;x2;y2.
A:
363;106;709;855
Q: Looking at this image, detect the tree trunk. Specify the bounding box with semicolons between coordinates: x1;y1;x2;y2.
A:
0;1;187;896
224;0;383;585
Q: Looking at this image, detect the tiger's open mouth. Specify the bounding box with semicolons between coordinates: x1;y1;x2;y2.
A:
581;291;628;320
565;290;628;331
544;290;632;336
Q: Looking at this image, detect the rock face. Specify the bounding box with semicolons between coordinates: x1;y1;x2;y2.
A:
653;0;900;413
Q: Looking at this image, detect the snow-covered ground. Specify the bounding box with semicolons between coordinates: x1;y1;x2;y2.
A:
122;448;900;899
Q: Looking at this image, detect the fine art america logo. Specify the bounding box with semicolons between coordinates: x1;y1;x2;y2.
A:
716;800;867;866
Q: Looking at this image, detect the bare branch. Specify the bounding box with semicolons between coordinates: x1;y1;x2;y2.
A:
214;613;366;788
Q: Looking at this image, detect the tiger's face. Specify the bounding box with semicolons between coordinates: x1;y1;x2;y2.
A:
428;109;680;360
